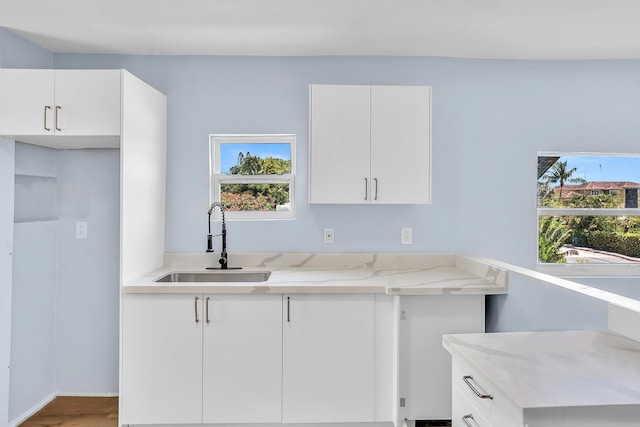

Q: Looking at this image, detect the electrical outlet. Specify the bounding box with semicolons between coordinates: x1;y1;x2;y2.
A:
76;222;88;239
401;227;412;245
324;228;335;244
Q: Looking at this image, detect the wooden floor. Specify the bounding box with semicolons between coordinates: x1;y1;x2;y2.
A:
19;397;118;427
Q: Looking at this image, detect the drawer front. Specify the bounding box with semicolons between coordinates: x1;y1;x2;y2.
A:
452;356;523;427
452;383;493;427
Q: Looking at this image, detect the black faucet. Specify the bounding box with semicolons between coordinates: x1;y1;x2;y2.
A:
206;202;229;269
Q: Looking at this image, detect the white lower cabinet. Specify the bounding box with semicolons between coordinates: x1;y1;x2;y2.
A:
121;293;383;426
121;294;203;425
121;293;282;425
282;294;376;423
202;294;282;423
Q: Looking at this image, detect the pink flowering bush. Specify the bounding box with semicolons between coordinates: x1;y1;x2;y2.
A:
221;192;275;211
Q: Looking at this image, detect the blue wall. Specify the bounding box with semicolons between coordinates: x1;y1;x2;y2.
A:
53;54;640;267
0;28;53;69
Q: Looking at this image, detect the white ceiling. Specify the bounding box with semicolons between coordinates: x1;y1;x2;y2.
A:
2;0;640;59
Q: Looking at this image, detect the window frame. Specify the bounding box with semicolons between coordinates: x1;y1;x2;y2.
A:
210;134;296;220
537;151;640;276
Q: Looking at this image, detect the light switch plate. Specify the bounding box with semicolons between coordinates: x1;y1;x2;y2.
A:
401;227;412;245
76;222;88;239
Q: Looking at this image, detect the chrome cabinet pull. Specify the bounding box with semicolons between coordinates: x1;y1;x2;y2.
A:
463;375;493;399
374;178;378;200
44;106;51;131
287;296;290;322
462;414;474;426
364;178;368;200
194;296;200;323
55;106;62;131
206;297;210;323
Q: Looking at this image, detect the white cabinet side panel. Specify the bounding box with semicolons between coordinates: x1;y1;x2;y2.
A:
0;137;13;427
375;294;394;422
120;71;167;283
10;221;57;422
400;295;484;421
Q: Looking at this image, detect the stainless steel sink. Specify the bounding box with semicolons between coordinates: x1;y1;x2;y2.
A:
155;271;271;283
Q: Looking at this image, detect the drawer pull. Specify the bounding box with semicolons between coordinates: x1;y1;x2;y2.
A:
462;414;475;426
463;375;493;399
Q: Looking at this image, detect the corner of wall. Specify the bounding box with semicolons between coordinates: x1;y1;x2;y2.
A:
0;28;53;69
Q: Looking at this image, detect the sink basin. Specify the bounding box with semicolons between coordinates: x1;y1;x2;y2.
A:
155;271;271;283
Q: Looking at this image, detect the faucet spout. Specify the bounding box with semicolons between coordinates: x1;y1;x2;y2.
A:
207;202;228;269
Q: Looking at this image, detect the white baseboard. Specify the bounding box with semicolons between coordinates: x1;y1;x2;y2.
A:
56;391;119;397
9;392;56;427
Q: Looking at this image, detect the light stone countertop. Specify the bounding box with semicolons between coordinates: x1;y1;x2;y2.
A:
443;330;640;409
122;252;508;295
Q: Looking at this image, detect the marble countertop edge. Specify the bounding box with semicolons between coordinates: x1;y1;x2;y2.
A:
121;253;508;295
443;330;640;409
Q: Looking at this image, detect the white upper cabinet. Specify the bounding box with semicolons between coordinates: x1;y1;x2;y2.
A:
370;85;431;204
0;69;53;135
309;85;371;203
309;84;431;204
0;69;121;144
53;70;121;136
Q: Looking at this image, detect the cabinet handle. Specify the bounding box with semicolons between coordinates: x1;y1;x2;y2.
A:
44;106;51;131
55;106;62;131
287;296;290;322
463;375;493;399
374;178;378;201
194;296;200;323
364;178;368;200
462;414;475;426
206;297;210;323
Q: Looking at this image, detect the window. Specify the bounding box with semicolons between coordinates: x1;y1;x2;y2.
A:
537;152;640;271
210;134;295;220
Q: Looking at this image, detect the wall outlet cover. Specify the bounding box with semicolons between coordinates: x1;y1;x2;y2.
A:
324;228;335;244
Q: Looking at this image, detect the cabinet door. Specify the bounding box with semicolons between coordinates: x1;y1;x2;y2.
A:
309;84;371;203
0;69;54;135
371;85;431;204
121;294;203;425
283;294;375;422
54;70;121;136
203;294;283;423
